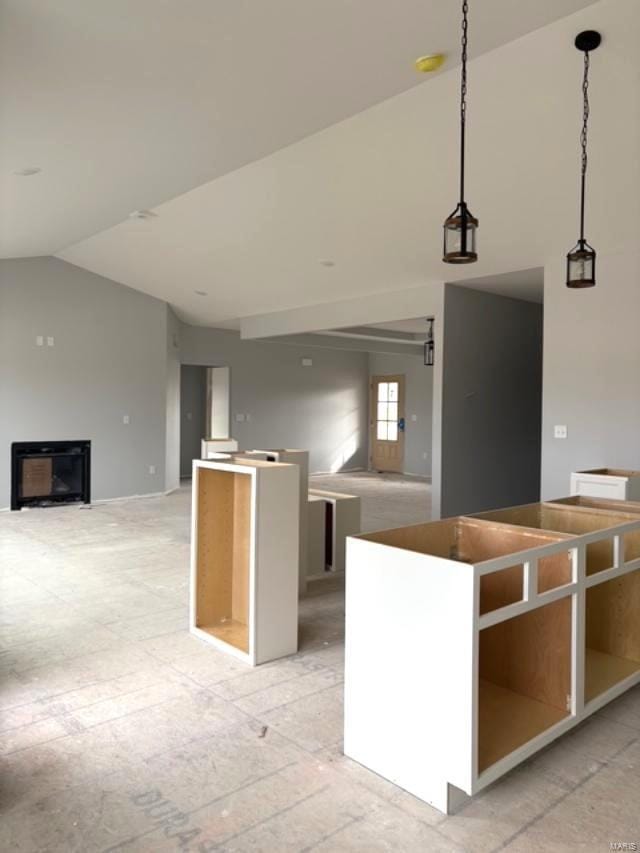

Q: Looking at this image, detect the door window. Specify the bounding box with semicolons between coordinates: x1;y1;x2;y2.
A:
376;381;399;441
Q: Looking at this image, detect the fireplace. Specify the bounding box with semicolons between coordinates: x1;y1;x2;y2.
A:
11;440;91;510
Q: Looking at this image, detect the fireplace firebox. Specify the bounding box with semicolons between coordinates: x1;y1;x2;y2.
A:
11;440;91;510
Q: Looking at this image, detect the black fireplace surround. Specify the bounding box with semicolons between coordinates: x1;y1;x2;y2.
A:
11;440;91;510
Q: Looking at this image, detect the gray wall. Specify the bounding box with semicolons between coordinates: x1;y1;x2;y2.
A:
0;257;170;507
541;249;640;498
440;285;543;517
180;365;207;477
368;350;433;477
179;324;369;474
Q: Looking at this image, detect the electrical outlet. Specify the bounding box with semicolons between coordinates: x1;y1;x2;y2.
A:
149;465;156;475
123;415;130;425
36;335;44;347
47;336;54;347
554;425;568;439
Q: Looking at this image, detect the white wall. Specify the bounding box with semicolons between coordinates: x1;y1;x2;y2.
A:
368;350;433;477
541;249;640;498
0;257;171;508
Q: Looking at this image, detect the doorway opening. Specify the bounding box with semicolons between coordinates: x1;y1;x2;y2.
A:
180;365;230;479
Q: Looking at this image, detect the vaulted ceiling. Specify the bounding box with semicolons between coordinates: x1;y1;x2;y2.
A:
2;0;610;327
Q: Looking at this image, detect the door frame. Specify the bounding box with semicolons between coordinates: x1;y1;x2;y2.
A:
369;374;406;473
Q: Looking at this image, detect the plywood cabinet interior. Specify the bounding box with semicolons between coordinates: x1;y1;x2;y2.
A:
191;458;299;665
344;502;640;813
193;467;251;653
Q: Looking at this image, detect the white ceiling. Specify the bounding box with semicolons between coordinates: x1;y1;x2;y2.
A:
2;0;607;326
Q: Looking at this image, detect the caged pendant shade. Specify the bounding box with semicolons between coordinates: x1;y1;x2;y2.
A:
443;203;478;264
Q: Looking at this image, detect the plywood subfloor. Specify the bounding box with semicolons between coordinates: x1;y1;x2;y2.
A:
478;679;569;773
584;646;640;704
3;480;640;852
199;618;249;653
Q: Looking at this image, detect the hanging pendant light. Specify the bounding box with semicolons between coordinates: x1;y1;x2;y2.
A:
567;30;601;288
424;317;435;367
443;0;478;264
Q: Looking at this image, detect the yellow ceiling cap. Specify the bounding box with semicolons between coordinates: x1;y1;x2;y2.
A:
415;54;446;73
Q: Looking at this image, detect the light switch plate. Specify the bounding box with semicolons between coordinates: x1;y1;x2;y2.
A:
554;425;568;439
235;413;245;423
123;415;130;425
301;358;313;367
411;414;418;422
47;336;54;347
36;335;44;346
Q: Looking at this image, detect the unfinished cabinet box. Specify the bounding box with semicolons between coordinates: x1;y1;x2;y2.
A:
201;438;239;458
190;458;299;665
308;489;361;574
570;468;640;501
344;508;640;814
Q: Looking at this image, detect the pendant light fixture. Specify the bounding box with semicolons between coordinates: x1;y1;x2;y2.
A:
424;318;435;367
443;0;478;264
566;30;601;288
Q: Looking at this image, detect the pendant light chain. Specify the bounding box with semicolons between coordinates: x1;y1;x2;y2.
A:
579;50;590;242
459;0;469;205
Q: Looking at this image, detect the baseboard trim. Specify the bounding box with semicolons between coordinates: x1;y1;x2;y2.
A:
92;490;172;505
366;468;432;481
309;466;365;476
2;487;178;513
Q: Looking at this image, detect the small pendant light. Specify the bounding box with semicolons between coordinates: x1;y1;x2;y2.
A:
424;318;435;367
443;0;478;264
567;30;601;288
